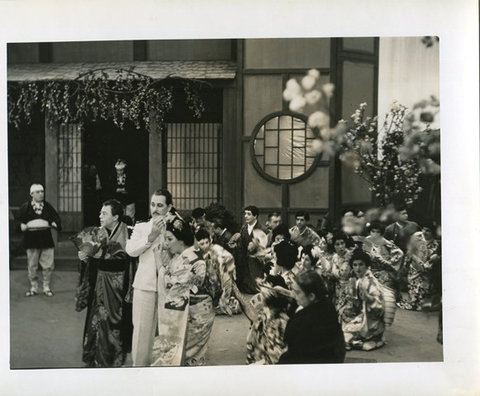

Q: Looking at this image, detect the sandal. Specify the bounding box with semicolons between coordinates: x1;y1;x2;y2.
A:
25;290;37;297
43;290;54;297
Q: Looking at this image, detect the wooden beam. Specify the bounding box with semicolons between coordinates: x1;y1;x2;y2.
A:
44;114;58;248
148;112;163;194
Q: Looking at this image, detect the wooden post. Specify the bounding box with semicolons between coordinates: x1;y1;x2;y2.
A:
222;85;239;215
44;115;59;249
149;112;163;195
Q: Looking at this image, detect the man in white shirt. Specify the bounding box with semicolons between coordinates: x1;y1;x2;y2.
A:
126;188;173;366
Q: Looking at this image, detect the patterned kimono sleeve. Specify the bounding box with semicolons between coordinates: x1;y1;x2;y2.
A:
308;228;322;247
168;256;206;298
358;274;384;320
409;249;430;273
189;258;207;295
214;247;236;315
377;240;404;272
268;315;289;364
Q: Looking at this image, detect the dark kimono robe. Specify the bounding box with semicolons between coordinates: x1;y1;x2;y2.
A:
278;299;346;364
235;221;268;294
81;222;133;367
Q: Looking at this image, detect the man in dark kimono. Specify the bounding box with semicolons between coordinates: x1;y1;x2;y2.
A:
16;183;61;297
230;205;268;294
77;199;132;367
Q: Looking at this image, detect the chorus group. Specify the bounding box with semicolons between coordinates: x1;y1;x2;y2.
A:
15;178;442;368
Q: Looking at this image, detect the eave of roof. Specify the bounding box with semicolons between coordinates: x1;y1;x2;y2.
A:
7;60;237;82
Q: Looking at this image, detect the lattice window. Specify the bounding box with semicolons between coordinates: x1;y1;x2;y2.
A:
167;123;223;210
58;124;82;212
251;111;318;183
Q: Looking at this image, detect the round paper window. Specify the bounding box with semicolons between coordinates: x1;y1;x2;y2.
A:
250;111;320;184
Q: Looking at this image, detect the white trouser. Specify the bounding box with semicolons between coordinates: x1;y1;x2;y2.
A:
131;288;158;366
26;248;54;290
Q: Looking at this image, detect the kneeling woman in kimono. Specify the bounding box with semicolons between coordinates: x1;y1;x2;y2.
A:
245;274;294;365
152;215;216;366
77;199;132;367
342;249;386;351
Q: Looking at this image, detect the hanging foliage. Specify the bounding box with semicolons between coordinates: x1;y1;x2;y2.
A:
7;67;207;132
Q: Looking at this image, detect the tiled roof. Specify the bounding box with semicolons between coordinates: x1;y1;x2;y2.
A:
7;61;237;81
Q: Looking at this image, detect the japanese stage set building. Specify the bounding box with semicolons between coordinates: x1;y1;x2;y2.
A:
7;38;440;239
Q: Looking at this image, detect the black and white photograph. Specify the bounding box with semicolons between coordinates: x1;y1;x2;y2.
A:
0;1;478;395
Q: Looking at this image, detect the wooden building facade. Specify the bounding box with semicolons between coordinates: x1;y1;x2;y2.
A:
7;38;379;232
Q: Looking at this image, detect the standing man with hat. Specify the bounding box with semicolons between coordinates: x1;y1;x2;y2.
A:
16;183;62;297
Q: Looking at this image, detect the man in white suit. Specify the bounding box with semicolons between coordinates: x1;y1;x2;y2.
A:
126;188;173;366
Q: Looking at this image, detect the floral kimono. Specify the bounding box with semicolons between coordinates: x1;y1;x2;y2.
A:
335;278;354;316
363;237;403;326
397;232;432;310
204;243;241;315
363;237;404;291
75;222;132;367
327;249;353;277
153;246;214;366
342;269;386;351
245;278;293;365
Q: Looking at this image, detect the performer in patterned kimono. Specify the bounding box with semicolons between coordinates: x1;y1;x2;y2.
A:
342;250;386;351
152;216;218;366
245;275;294;365
362;221;403;327
325;232;355;277
76;199;132;367
194;228;241;315
289;211;322;248
397;231;432;310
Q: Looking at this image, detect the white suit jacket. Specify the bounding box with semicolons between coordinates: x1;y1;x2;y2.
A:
126;219;165;292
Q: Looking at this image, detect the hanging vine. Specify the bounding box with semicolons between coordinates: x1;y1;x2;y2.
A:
7;67;208;133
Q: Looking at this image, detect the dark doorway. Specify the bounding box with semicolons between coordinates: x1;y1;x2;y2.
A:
82;120;149;225
8;109;45;208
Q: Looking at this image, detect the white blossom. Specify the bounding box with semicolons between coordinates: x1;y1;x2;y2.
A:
308;111;329;129
289;96;307;112
283;88;297;102
286;79;302;94
320;127;332;140
311;138;323;154
322;83;335;98
301;75;317;91
307;69;321;79
304;90;322;105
